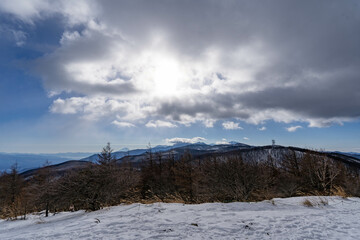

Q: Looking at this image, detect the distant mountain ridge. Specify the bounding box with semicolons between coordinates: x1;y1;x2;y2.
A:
332;151;360;160
80;142;230;162
19;142;251;177
2;143;212;172
0;152;95;172
4;142;360;178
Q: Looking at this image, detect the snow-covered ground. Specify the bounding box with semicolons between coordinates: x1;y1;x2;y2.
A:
1;196;360;239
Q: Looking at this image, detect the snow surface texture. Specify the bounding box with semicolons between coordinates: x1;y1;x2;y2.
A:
1;196;359;239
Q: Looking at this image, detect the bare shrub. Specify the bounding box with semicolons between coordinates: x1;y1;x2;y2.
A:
302;199;314;207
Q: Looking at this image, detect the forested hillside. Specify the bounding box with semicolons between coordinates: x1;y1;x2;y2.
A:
1;143;359;219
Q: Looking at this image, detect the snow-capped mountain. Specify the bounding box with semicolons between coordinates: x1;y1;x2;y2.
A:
80;142;193;162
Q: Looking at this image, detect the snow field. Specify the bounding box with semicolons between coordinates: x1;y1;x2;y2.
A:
1;196;360;240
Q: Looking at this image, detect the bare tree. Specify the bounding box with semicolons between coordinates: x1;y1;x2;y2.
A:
0;164;26;219
31;161;56;217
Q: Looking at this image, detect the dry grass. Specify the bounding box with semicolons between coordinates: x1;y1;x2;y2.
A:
302;199;314;207
302;197;328;207
331;186;348;199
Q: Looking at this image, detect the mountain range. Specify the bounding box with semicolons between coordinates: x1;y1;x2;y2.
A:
15;142;360;179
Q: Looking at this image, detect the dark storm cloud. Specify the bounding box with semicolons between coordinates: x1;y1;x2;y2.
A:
239;68;360;119
157;94;250;121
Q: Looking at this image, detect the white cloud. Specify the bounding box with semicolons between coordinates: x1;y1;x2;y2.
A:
286;126;303;132
307;118;347;128
50;98;84;114
112;120;135;128
0;0;49;23
12;30;26;46
0;0;98;26
243;137;249;140
0;25;27;47
203;119;216;128
50;97;131;120
216;138;229;145
222;121;243;130
166;137;206;144
258;126;266;131
146;120;177;128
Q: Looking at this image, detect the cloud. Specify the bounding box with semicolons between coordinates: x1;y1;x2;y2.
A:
0;0;98;25
203;119;216;128
243;137;249;140
3;1;360;128
286;126;303;132
216;138;229;145
166;137;206;144
258;126;266;131
112;120;135;128
145;120;177;128
12;30;27;46
50;98;84;114
49;97;134;120
222;121;243;130
307;118;345;128
0;25;27;46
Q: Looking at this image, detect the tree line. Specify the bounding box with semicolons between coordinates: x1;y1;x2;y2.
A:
1;143;360;219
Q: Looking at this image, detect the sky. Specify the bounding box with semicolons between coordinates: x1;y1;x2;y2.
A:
0;0;360;153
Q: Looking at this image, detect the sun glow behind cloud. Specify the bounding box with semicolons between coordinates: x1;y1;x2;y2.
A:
151;56;182;97
39;18;360;129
